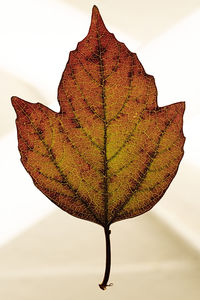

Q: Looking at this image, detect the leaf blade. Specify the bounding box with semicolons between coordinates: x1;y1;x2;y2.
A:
12;6;185;228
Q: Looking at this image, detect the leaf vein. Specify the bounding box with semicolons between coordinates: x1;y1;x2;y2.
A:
61;82;103;152
107;52;135;125
58;119;103;176
69;65;104;122
109;119;172;224
108;108;146;163
18;104;103;225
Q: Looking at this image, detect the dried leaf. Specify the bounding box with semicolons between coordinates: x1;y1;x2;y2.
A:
12;6;185;290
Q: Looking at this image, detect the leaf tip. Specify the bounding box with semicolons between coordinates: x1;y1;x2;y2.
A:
92;5;99;14
11;96;21;111
11;95;18;105
182;101;186;111
176;101;186;119
11;96;33;116
90;5;105;30
11;95;25;106
178;100;185;110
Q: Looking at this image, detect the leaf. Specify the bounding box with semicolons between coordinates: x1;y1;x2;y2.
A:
11;6;185;290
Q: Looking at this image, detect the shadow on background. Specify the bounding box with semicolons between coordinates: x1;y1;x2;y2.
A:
0;210;200;299
1;1;200;299
61;0;200;44
0;69;46;137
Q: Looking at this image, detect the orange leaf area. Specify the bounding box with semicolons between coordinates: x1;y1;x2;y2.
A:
12;6;185;227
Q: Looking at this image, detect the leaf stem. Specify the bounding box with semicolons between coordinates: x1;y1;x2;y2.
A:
99;226;112;290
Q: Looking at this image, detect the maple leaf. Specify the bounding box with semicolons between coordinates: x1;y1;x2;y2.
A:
11;6;185;290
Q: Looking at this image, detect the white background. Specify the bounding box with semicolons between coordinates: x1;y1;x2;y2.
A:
0;2;200;298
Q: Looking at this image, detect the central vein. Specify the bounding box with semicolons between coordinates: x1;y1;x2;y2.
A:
97;30;108;226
